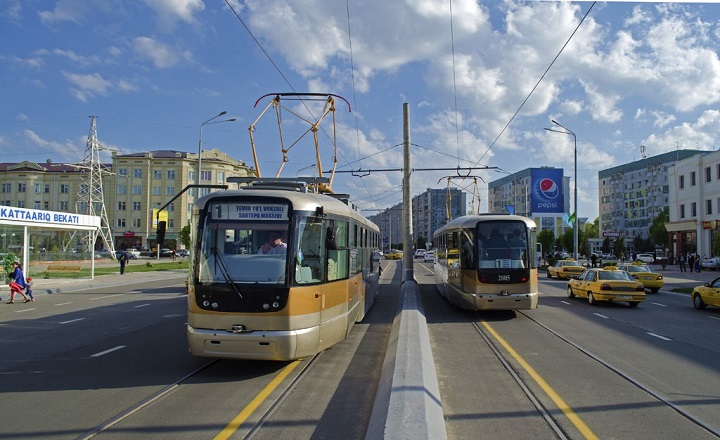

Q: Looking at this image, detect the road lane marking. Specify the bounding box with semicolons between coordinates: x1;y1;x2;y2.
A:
91;346;126;357
91;294;125;301
560;300;571;305
593;313;609;319
709;316;720;321
60;318;86;324
647;332;672;341
15;308;36;313
651;302;666;307
481;321;599;440
215;360;302;440
133;303;150;308
55;302;73;306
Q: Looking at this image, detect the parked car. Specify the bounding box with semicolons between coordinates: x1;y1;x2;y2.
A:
126;248;141;258
150;248;174;258
115;250;138;260
616;262;664;293
547;259;585;280
176;249;190;257
691;277;720;310
566;267;645;307
423;251;435;263
413;249;426;259
700;257;720;271
635;253;654;263
385;249;402;260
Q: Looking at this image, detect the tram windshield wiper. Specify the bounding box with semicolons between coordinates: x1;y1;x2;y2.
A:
211;247;243;299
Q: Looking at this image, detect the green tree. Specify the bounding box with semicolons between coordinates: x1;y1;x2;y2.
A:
712;233;720;257
601;237;612;255
613;238;626;259
537;229;555;258
416;235;427;250
648;207;669;249
178;225;191;250
561;227;574;253
584;217;599;239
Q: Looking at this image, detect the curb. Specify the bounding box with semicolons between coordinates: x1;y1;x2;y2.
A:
366;280;447;440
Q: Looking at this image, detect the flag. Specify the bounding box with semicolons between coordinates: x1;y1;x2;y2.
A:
505;205;515;215
562;213;570;226
568;211;576;226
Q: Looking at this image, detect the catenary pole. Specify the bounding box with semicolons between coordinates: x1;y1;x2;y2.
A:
403;103;413;282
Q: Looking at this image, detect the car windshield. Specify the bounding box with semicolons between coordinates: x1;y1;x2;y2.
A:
628;266;651;273
563;261;581;267
598;271;634;281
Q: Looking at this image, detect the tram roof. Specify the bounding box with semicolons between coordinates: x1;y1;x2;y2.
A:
434;214;536;236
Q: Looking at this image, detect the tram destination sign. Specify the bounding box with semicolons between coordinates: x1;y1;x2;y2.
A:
212;203;289;221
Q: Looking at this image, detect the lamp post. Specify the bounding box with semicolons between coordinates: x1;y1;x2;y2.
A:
197;111;236;188
545;119;578;260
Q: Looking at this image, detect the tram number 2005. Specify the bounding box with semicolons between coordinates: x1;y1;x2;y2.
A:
498;275;511;282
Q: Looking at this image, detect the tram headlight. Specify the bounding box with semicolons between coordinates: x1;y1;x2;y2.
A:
202;300;210;307
272;302;280;309
263;303;270;310
211;302;219;309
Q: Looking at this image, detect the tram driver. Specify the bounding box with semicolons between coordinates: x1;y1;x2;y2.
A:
258;232;287;255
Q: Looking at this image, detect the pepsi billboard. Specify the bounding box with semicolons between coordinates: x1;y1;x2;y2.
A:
531;169;564;214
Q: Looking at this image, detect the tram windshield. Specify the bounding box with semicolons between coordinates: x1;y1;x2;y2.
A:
476;221;533;269
198;221;290;285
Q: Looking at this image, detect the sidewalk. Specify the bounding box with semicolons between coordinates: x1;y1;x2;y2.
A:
1;269;187;296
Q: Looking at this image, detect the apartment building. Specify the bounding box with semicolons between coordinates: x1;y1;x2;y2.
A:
0;148;254;251
598;149;704;241
488;167;573;237
666;149;720;259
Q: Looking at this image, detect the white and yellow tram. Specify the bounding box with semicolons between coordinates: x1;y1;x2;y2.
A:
187;180;381;361
432;214;539;311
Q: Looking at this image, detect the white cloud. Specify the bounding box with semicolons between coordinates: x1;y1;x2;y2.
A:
651;111;676;128
643;110;720;153
133;36;191;68
143;0;204;25
38;0;85;24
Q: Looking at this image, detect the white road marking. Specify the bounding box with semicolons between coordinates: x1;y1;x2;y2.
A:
133;303;150;308
709;316;720;321
16;308;36;313
91;345;127;357
90;294;125;301
647;332;672;341
55;302;73;306
60;318;86;324
593;313;609;319
651;302;667;307
560;300;571;305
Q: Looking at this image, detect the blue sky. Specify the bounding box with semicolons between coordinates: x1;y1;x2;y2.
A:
2;1;720;223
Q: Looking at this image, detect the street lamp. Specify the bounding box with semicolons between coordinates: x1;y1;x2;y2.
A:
198;111;237;188
545;119;578;260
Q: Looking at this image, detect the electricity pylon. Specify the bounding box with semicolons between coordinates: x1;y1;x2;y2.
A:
74;116;115;256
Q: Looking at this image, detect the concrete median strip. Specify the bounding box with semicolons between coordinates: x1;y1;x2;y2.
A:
366;280;447;440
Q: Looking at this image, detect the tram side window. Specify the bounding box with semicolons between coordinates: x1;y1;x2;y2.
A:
295;217;325;284
327;220;349;281
460;230;475;269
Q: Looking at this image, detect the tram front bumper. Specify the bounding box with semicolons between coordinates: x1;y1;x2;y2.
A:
187;325;319;361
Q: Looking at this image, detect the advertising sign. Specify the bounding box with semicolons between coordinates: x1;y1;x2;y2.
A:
531;168;564;214
152;209;169;228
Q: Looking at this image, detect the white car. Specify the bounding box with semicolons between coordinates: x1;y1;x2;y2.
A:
423;251;435;263
635;253;654;263
701;257;720;270
414;249;426;259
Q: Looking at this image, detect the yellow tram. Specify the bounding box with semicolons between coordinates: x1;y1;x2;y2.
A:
187;179;381;361
432;214;539;311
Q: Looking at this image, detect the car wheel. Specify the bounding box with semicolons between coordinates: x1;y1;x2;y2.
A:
693;293;707;310
651;288;659;294
547;270;552;279
588;292;596;305
628;301;639;308
566;286;575;299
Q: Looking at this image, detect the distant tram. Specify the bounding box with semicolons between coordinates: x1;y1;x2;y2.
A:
432;214;539;311
187;179;381;361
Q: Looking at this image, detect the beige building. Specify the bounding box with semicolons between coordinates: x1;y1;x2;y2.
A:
0;148;254;252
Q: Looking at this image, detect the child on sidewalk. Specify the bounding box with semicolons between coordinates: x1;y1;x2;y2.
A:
23;277;35;303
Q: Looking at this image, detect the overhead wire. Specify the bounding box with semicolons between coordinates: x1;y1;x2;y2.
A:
449;0;461;167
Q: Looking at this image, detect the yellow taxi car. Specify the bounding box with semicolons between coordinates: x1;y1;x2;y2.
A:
566;267;645;307
691;277;720;310
617;262;664;293
547;258;585;280
385;249;403;260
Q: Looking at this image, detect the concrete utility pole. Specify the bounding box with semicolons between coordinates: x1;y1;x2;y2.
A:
402;103;413;282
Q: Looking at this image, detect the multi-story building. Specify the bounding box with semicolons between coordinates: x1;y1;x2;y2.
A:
666;150;720;259
369;188;466;250
488;167;573;238
598;150;704;240
0;148;254;251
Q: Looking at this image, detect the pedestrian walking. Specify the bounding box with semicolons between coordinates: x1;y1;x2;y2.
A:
688;254;695;273
172;249;176;261
24;277;35;303
591;253;597;268
679;254;686;272
118;252;127;275
6;262;30;304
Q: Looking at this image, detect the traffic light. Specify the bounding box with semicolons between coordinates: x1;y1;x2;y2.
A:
157;221;166;248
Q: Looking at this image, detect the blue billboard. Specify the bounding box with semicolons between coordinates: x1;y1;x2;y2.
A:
531;168;564;214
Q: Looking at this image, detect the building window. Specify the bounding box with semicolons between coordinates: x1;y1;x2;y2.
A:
34;184;41;193
18;183;26;192
154;169;162;179
132;218;141;228
217;171;224;184
132;201;140;211
117;218;126;227
169;218;174;228
134;168;143;178
60;201;68;210
118;168;127;177
691;202;697;217
118;202;126;210
44;184;50;193
679;175;685;189
153;186;161;196
680;204;685;219
1;183;11;193
691;172;696;186
17;201;24;208
188;203;193;212
118;185;127;195
168;202;174;212
133;185;142;195
706;167;712;183
34;201;41;209
189;170;195;182
707;199;712;215
167;170;175;179
200;170;211;182
166;186;175;196
44;201;49;210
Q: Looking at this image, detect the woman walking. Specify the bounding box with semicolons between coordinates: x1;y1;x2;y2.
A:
7;262;30;304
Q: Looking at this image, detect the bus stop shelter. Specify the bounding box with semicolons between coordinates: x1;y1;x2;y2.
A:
0;206;101;280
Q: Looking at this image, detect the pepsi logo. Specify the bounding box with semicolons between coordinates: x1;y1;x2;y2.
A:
539;178;559;199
